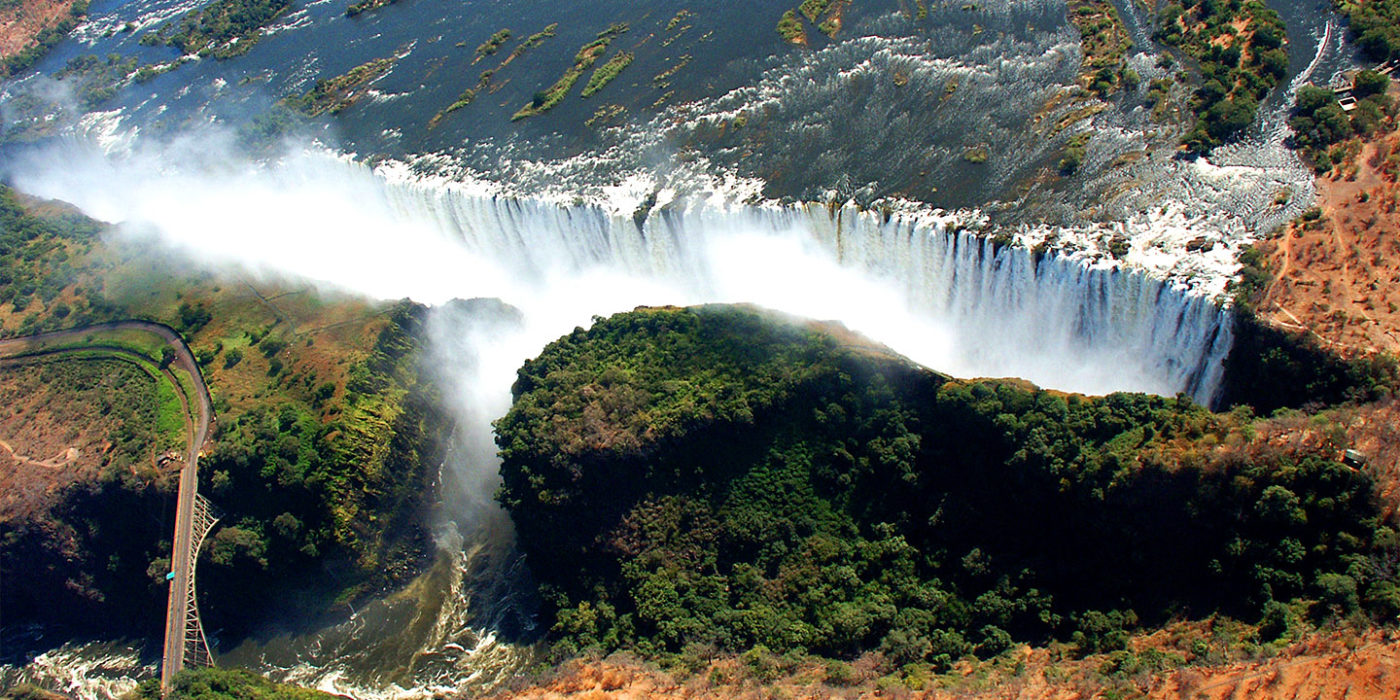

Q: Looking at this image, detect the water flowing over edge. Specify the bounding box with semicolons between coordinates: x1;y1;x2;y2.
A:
0;138;1239;698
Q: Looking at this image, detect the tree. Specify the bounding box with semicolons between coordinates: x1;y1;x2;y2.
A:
1315;573;1359;614
1351;97;1386;136
1296;85;1336;113
1206;96;1257;141
1353;69;1390;98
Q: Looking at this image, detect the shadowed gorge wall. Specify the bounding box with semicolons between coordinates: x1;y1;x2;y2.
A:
495;305;1397;663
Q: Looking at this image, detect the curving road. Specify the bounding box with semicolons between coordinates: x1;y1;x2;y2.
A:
0;321;214;694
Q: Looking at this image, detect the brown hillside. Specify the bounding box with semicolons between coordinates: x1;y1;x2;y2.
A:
1254;131;1400;357
489;627;1400;699
0;0;74;59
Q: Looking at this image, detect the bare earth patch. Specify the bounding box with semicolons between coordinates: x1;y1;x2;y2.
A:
0;0;73;59
489;628;1400;699
1256;131;1400;357
0;358;164;522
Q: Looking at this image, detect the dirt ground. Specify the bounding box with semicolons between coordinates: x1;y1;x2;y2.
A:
0;0;74;59
1255;131;1400;357
1147;631;1400;700
0;358;157;522
490;628;1400;700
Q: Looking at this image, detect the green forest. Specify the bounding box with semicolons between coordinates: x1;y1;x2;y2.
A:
496;306;1399;668
0;194;451;639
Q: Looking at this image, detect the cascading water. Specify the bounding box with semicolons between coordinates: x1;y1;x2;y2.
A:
7;142;1233;403
0;0;1363;691
1;136;1239;696
374;168;1234;403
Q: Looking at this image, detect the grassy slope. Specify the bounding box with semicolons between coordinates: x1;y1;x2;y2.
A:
0;187;448;638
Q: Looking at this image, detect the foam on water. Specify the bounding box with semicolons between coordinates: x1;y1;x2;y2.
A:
6;141;1233;403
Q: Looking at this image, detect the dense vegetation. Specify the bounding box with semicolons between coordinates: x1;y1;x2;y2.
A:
0;195;450;641
1219;312;1399;413
0;186;109;335
53;53;139;109
130;667;335;699
194;302;447;633
0;357;182;467
1339;0;1400;64
1289;74;1396;170
1155;0;1288;152
0;303;445;637
497;306;1398;666
142;0;293;59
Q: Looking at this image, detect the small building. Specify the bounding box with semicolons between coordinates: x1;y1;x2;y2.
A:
1342;449;1366;468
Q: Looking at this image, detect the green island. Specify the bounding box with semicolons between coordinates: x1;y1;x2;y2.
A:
1058;131;1093;173
1154;0;1289;152
472;28;512;63
283;56;397;117
585;103;627;128
504;22;559;63
512;23;629;121
51;53;139;110
651;54;691;91
776;10;806;46
141;0;294;59
581;51;634;98
0;186;449;639
1067;0;1133;97
775;0;850;44
962;144;990;163
345;0;401;18
430;23;558;127
495;305;1399;669
666;9;693;32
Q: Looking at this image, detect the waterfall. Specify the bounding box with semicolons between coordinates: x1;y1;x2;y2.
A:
5;141;1235;403
377;173;1235;405
2;136;1242;700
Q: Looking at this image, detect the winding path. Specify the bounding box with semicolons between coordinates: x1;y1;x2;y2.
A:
0;321;216;694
